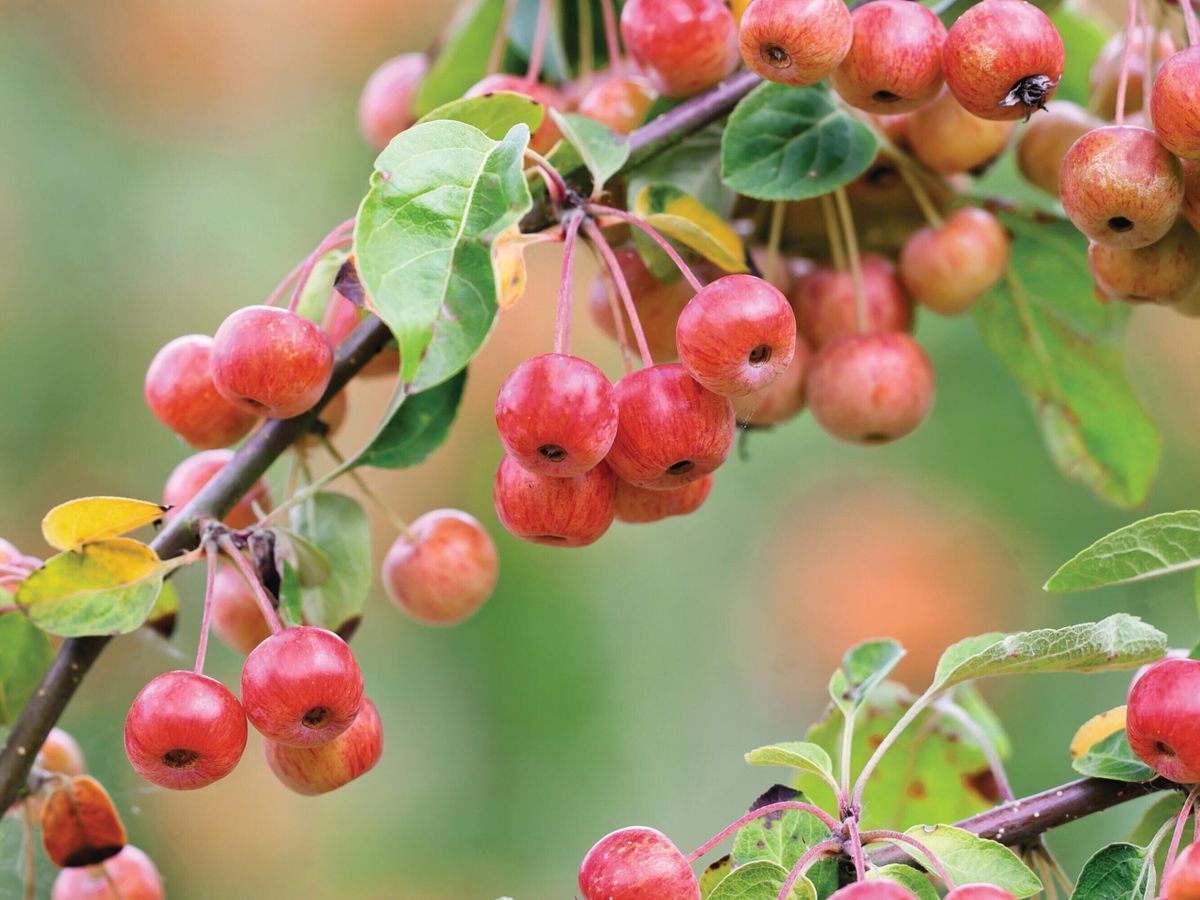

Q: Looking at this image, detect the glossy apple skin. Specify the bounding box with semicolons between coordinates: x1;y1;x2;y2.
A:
830;883;918;900
900;208;1011;315
832;0;946;114
1089;221;1200;306
51;845;164;900
578;826;700;900
606;364;735;490
1151;47;1200;161
620;0;738;98
676;274;796;397
942;0;1064;121
493;455;617;547
908;88;1015;175
1016;101;1101;196
1183;159;1200;232
124;671;247;790
144;335;257;449
1060;126;1184;250
495;354;618;477
578;76;655;134
163;449;271;529
466;75;564;154
40;775;125;868
614;474;714;524
807;333;935;444
209;563;271;654
241;626;364;748
588;246;693;360
265;697;383;795
946;886;1017;900
731;334;809;427
1166;843;1200;900
1127;658;1200;783
37;727;86;777
1089;27;1176;120
358;52;427;151
791;254;914;348
382;509;499;625
739;0;852;87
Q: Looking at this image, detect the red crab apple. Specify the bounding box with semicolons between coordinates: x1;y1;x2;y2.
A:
1151;47;1200;161
578;826;700;900
945;887;1015;900
322;291;400;379
495;354;618;477
942;0;1064;121
51;845;164;900
265;696;383;795
899;207;1010;315
163;449;271;530
578;76;655;134
908;88;1016;175
1090;27;1176;120
1060;125;1184;249
1126;658;1200;783
807;333;935;444
1016;101;1101;196
739;0;852;87
791;254;914;348
382;509;499;625
1089;220;1200;305
588;246;694;360
829;883;918;900
676;274;797;397
832;0;947;114
143;335;256;449
37;727;86;778
466;75;564;154
493;455;616;547
614;474;714;524
209;564;271;654
1166;843;1200;900
620;0;738;98
732;334;810;427
358;53;428;151
241;626;364;748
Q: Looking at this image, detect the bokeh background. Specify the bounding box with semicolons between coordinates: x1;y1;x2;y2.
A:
1;1;1199;897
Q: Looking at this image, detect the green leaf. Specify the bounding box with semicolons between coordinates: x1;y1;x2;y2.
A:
355;120;532;391
1128;794;1183;846
418;93;546;141
974;214;1161;509
829;639;905;717
745;742;836;785
1046;511;1200;593
293;250;348;325
413;0;507;117
953;684;1013;760
508;0;569;82
272;527;333;588
631;184;749;274
549;111;629;190
290;493;372;635
701;857;733;900
868;865;939;900
278;559;303;629
731;800;837;899
720;82;877;201
1072;730;1157;783
0;613;54;727
1050;6;1107;107
931;615;1167;692
143;581;179;639
628;123;735;218
708;860;812;900
898;825;1042;897
357;370;468;469
1069;844;1148;900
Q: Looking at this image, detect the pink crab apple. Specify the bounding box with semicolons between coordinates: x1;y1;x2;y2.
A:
1151;47;1200;161
495;354;618;477
578;76;655;135
241;626;364;748
381;509;499;625
37;727;86;778
209;563;272;654
1016;101;1101;196
614;474;714;524
123;671;248;790
466;75;564;154
1090;27;1176;120
791;254;914;348
51;845;164;900
322;291;400;379
739;0;852;87
1126;658;1200;783
493;455;617;547
945;886;1017;900
676;274;797;397
143;335;257;449
163;449;271;530
731;334;810;427
265;696;383;795
1166;843;1200;900
1089;221;1200;306
606;364;735;490
620;0;738;98
899;207;1011;316
942;0;1064;121
832;0;947;114
830;883;919;900
588;246;694;360
908;88;1016;175
358;52;428;151
578;826;700;900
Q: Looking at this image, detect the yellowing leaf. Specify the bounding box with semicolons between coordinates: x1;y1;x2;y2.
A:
632;184;748;274
492;227;555;312
731;0;753;25
1070;705;1127;759
42;496;167;552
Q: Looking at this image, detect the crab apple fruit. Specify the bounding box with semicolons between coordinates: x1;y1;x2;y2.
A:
739;0;852;87
1166;843;1200;900
241;626;364;748
143;335;257;449
620;0;738;98
945;886;1016;900
1151;47;1200;161
1089;221;1200;306
265;696;383;795
832;0;947;114
1127;658;1200;782
358;53;428;151
466;75;564;153
381;509;499;625
1090;27;1176;120
807;332;935;444
51;845;164;900
908;89;1016;175
607;364;735;490
495;354;618;477
1182;159;1200;232
942;0;1063;121
1016;101;1101;196
1060;125;1184;249
493;455;616;547
36;727;86;777
0;538;39;593
209;563;271;654
578;76;655;134
578;826;700;900
732;334;810;427
899;207;1010;315
829;883;918;900
40;775;126;868
676;274;797;397
163;449;271;529
322;291;400;379
614;474;714;524
588;246;693;360
791;254;914;348
211;305;334;420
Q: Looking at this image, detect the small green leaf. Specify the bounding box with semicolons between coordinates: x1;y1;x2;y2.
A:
701;856;733;900
413;0;507;116
278;559;303;629
953;684;1012;760
628;123;734;218
732;799;837;899
293;251;348;325
829;639;906;717
868;865;939;900
549;111;629;190
708;860;813;900
1046;511;1200;593
357;370;468;469
1128;794;1183;846
0;613;54;727
1069;843;1148;900
745;742;835;785
290;493;372;635
720;82;877;201
143;581;179;640
898;825;1042;897
1072;730;1157;782
418;92;546;141
272;527;333;588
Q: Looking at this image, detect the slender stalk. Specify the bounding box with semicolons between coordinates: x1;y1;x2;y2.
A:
584;240;636;374
685;801;843;864
820;194;848;271
555;212;585;355
765;201;786;290
846;817;868;880
265;257;306;308
934;698;1014;803
1164;785;1200;875
218;536;284;634
487;0;519;76
898;163;945;229
320;437;412;537
583;220;654;367
1181;0;1200;47
526;0;553;81
839;705;856;801
578;0;594;81
22;799;35;900
1114;0;1140;126
525;149;568;204
833;188;868;334
778;838;843;900
286;218;356;314
192;543;220;675
852;690;934;812
0;602;19;613
599;0;621;72
589;204;704;291
862;830;957;889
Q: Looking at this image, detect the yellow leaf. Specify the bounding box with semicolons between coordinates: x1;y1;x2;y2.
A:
632;184;749;274
492;226;557;312
42;496;167;552
730;0;753;26
1069;705;1127;759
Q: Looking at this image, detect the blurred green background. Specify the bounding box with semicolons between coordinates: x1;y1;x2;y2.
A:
2;1;1199;897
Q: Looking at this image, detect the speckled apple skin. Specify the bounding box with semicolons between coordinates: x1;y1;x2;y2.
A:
833;0;947;114
493;456;616;547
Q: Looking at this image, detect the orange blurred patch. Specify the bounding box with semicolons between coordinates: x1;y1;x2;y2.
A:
40;774;127;868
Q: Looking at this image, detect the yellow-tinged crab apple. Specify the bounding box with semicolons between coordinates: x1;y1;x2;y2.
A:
739;0;852;87
578;76;655;134
832;0;947;114
620;0;738;98
1166;843;1200;900
899;207;1011;315
265;697;383;795
1151;47;1200;160
588;246;694;361
144;335;256;449
791;255;914;348
1089;27;1176;120
908;88;1016;175
210;563;272;654
1089;221;1200;306
358;53;428;151
1016;101;1101;196
732;334;810;427
36;727;86;777
51;845;163;900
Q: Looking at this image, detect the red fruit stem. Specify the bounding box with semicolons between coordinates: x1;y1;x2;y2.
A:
264;257;307;308
584;241;636;373
488;0;519;77
525;149;568;205
583;219;655;368
599;0;622;72
777;837;844;900
1140;4;1154;112
685;801;843;864
0;563;30;577
554;212;585;355
589;204;704;292
218;535;284;635
1181;0;1200;46
934;698;1015;803
526;0;553;81
1114;0;1140;126
860;829;957;889
286;218;356;315
192;542;220;675
846;817;867;880
1164;785;1200;874
833;188;868;334
819;194;848;271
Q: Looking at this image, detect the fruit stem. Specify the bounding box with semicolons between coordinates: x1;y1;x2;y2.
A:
776;837;843;900
599;0;623;72
765;200;786;291
583;219;655;368
265;257;307;308
1141;4;1155;113
589;204;704;292
933;697;1015;803
820;194;848;271
487;0;519;77
1182;0;1200;47
852;688;934;812
192;542;220;675
583;240;636;374
833;188;868;334
525;149;569;206
578;0;593;81
319;437;413;537
286;218;356;315
554;212;585;355
525;0;553;81
1114;0;1141;126
218;535;284;635
685;800;843;864
1164;784;1200;875
898;163;945;229
21;798;34;900
846;816;867;880
860;830;957;889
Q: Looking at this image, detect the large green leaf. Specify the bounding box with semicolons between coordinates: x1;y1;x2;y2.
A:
1046;511;1200;592
1069;844;1149;900
1072;730;1157;783
413;0;508;117
0;613;54;726
896;825;1042;897
720;82;877;201
731;797;837;899
829;639;905;718
290;493;372;635
417;93;546;141
357;370;467;469
355;119;532;391
708;860;812;900
974;214;1160;509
